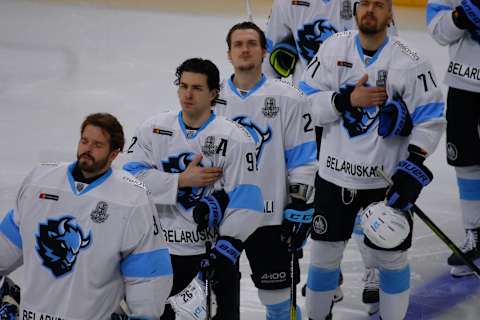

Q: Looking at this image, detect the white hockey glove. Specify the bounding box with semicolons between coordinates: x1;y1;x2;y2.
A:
167;277;207;320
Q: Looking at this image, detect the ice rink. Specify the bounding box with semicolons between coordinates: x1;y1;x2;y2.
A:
0;0;479;319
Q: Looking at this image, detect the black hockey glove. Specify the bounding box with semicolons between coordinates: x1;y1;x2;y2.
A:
0;304;17;320
193;190;229;233
378;98;413;138
199;236;243;283
269;34;298;78
386;145;433;211
453;0;480;30
281;198;314;250
0;276;20;320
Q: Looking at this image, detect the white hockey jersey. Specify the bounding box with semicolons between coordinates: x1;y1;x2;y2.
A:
215;75;317;226
123;111;264;256
264;0;397;86
427;0;480;93
0;162;173;320
300;30;446;189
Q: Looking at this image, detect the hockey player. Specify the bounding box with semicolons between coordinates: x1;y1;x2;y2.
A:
0;276;20;320
426;0;480;277
299;0;446;319
214;21;317;320
123;58;264;320
0;113;173;320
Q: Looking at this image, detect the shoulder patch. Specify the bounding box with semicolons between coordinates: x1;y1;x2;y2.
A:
274;79;304;97
40;162;60;167
152;127;174;136
292;0;310;6
331;30;353;39
121;175;146;190
392;40;420;62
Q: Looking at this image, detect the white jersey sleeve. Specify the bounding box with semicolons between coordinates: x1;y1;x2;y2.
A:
124;116;179;205
427;0;464;45
219;125;265;242
120;197;173;318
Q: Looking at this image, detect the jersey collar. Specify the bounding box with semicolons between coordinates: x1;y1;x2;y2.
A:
67;162;112;196
355;34;389;67
228;74;267;100
177;111;216;140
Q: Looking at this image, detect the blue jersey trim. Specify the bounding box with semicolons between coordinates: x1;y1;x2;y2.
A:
227;184;264;213
227;74;267;100
285;141;317;170
67;162;112;196
266;38;274;53
177;111;216;140
266;299;301;320
298;81;321;96
307;266;340;292
379;265;411;294
411;102;445;125
355;34;389;67
457;178;480;201
121;248;173;278
123;161;152;176
426;3;452;26
0;210;22;249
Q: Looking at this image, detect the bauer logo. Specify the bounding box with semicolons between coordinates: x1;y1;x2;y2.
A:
90;201;109;223
313;215;328;235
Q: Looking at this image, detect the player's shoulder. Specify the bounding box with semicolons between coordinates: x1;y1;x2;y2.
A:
27;162;68;182
138;111;178;134
109;169;150;203
212;116;254;144
265;77;305;99
318;30;356;56
389;35;428;68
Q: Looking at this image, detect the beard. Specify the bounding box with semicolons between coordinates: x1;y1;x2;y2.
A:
77;152;110;175
357;14;389;35
237;62;256;72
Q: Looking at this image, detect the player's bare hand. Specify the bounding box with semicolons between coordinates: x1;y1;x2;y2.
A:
178;154;223;188
350;74;387;108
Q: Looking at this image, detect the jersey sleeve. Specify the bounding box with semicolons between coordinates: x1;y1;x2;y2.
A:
402;59;446;155
218;137;264;242
120;196;173;318
284;93;317;187
123;121;179;205
263;0;293;79
298;42;342;126
427;0;466;45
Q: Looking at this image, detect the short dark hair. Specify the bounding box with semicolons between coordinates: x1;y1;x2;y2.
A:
174;58;220;106
80;113;125;152
226;21;267;50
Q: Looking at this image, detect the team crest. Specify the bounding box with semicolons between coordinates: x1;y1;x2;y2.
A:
36;216;92;277
202;136;217;157
162;152;205;210
297;19;338;63
340;84;379;138
262;97;279;118
232;116;272;163
76;182;85;193
90;201;109;223
313;215;328;235
340;0;353;19
376;70;388;88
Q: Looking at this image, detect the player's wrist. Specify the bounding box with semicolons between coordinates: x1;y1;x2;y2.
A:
332;91;352;114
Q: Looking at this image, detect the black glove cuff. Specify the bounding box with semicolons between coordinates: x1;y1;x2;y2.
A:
453;6;476;30
407;144;427;165
333;91;352;114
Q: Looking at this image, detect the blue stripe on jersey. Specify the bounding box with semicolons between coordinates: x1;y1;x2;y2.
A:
411;102;445;124
67;162;112;196
355;34;389;67
121;248;173;278
0;210;22;249
227;184;264;213
307;265;340;292
380;265;410;294
123;161;152;176
266;38;274;53
353;213;363;236
178;111;216;139
426;3;452;26
285;141;317;169
457;178;480;201
266;299;301;320
227;74;267;100
298;81;321;96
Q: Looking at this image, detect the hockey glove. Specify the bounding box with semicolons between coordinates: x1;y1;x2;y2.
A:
386;145;433;211
0;304;17;320
200;236;242;282
455;0;480;30
281;198;314;249
378;98;413;138
193;190;229;233
269;34;298;78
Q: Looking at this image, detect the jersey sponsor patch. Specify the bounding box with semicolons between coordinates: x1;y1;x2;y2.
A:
325;156;384;178
122;174;147;190
163;228;217;244
39;193;59;201
21;309;65;320
291;0;310;6
153;128;174;136
392;40;420;61
36;216;92;277
262;97;279;118
337;60;353;68
447;62;480;81
90;201;109;223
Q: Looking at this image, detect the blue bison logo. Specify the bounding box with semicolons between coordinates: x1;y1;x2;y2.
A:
297;19;338;63
339;85;379;138
232;116;272;163
162;152;205;210
36;216;92;277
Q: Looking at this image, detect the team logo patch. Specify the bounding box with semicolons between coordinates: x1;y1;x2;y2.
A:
36;216;92;277
76;182;85;193
376;70;388;88
202;136;217;157
39;193;59;201
90;201;109;223
340;0;353;19
162;152;205;210
340;84;379;138
232;116;272;163
447;142;458;161
298;19;338;63
262;97;279;118
313;215;328;235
